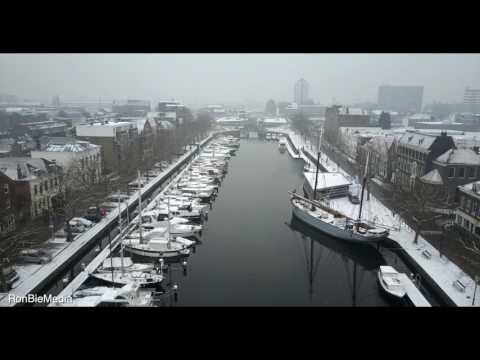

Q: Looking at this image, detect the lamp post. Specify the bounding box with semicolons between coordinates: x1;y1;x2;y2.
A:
473;275;479;306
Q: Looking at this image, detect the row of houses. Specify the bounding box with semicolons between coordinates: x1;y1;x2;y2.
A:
0;101;193;238
337;125;480;241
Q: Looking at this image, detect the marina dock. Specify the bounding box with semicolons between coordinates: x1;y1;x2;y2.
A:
398;274;431;307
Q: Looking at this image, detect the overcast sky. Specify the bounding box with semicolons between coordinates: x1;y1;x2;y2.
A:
1;54;479;108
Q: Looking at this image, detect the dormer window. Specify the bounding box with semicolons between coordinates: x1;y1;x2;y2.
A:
468;167;475;178
448;167;455;178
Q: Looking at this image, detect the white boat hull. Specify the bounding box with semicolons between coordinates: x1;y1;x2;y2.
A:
291;200;385;244
91;271;163;288
377;271;407;299
124;244;190;259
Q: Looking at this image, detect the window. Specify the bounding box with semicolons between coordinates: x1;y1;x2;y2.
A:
34;185;38;195
476;227;480;236
55;177;58;186
5;198;10;209
457;215;463;224
448;167;455;178
39;183;43;194
3;183;8;194
458;167;465;178
50;179;53;188
466;198;472;212
468;167;476;178
473;201;479;217
45;181;48;192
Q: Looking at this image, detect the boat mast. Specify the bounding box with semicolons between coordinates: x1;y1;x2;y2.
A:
167;196;171;248
138;169;143;244
118;190;124;276
356;152;370;229
313;152;321;201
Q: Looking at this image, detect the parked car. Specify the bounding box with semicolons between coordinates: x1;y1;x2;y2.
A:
69;217;94;233
17;249;52;265
1;265;20;290
84;206;104;222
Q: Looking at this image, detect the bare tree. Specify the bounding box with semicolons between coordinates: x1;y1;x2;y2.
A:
389;179;447;243
52;157;113;241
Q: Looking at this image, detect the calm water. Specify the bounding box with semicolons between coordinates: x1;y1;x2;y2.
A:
165;139;392;306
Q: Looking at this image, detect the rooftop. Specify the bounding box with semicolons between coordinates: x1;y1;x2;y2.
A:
420;168;444;185
434;148;480;166
409;113;434;121
304;171;351;191
262;117;287;124
216;117;247;123
339;107;368;116
397;131;439;151
41;138;99;153
0;157;59;181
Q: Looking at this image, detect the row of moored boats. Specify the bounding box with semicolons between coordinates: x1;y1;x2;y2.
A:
59;135;241;307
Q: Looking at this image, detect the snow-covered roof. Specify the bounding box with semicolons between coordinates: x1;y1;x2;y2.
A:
0;157;58;181
339;107;368;116
420;169;443;185
458;180;480;198
134;119;147;133
262;117;287;124
372;110;400;116
365;136;395;155
434;148;480;166
409;113;434;121
304;171;351;191
397;132;437;151
43;138;99;153
158;120;174;130
216;117;246;123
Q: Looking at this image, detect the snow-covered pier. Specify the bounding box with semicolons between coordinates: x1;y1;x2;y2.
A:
398;273;431;307
273;127;479;307
0;131;229;307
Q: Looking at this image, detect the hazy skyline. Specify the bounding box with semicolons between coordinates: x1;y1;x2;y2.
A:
1;53;479;108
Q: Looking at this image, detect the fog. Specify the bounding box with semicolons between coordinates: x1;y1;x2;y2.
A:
0;53;479;108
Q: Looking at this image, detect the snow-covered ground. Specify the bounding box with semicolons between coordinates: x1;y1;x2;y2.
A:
278;127;479;307
0;133;216;307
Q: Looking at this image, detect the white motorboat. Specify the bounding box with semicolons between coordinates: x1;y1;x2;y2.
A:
61;283;152;307
377;266;407;299
135;218;201;239
96;257;154;273
91;270;163;288
124;238;191;259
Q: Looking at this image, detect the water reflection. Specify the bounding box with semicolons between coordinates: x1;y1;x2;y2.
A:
288;216;391;306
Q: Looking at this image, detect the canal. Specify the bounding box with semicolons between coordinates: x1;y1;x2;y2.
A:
165;138;397;306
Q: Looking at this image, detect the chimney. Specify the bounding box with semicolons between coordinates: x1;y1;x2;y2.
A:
17;163;23;179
